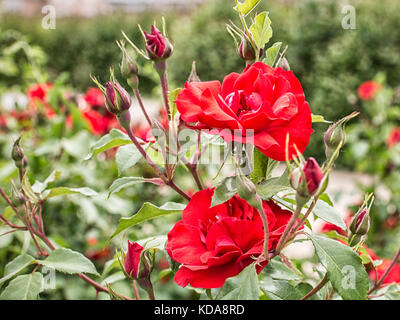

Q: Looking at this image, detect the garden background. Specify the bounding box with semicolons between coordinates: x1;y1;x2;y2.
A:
1;0;399;300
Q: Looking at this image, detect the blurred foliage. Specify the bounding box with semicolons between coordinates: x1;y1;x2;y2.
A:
344;74;400;258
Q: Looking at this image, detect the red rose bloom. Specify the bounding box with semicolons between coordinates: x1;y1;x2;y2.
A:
357;80;381;101
27;83;55;118
166;188;300;289
176;62;313;161
387;127;400;148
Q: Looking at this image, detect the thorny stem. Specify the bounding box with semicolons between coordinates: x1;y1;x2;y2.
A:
274;204;303;255
258;204;270;263
132;280;141;300
1;187;133;300
301;274;329;300
134;88;152;127
159;71;171;121
368;247;400;294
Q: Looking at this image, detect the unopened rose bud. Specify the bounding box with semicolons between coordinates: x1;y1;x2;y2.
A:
12;137;24;162
238;36;256;62
324;112;359;161
124;241;152;280
236;174;261;210
119;41;139;90
350;208;370;236
290;158;324;199
144;25;173;62
104;81;132;115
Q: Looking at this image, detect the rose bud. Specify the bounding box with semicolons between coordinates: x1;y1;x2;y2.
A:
238;35;256;62
324;112;359;161
124;241;152;280
105;81;132;115
144;25;173;62
118;40;139;90
11;137;24;162
290;157;324;199
349;208;370;236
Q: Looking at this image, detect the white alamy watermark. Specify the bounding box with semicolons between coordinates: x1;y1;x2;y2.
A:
42;5;56;30
341;265;356;290
42;267;56;290
341;5;356;30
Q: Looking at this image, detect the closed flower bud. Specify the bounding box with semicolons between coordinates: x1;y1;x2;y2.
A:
238;36;256;62
350;208;370;236
144;25;173;61
324;112;359;160
236;173;261;210
291;158;324;199
11;137;24;162
124;241;152;280
120;45;139;80
104;81;132;115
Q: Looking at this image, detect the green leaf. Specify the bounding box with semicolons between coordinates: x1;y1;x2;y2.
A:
22;174;39;203
169;88;182;119
84;129;131;160
32;170;62;193
108;177;147;197
116;143;149;175
211;176;237;207
264;42;282;66
39;248;99;276
42;187;98;200
0;254;36;286
214;264;259;300
0;273;43;300
234;0;261;16
250;148;277;183
111;202;186;239
308;234;369;300
249;11;273;50
312;200;347;231
261;278;318;300
312;114;332;123
256;168;292;200
263;257;303;281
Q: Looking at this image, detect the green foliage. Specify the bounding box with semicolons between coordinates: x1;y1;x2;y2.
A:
0;273;43;300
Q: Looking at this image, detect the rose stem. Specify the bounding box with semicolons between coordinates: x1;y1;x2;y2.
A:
132;280;141;300
301;273;329;300
274;204;303;255
259;204;270;262
134;88;152;127
159;72;171;121
368;247;400;294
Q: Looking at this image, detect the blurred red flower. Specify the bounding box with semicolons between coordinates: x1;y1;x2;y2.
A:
357;81;381;101
387;127;400;148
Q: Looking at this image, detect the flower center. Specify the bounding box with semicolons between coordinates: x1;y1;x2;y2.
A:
225;91;262;117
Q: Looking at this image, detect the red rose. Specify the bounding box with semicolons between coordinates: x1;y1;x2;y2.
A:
357;80;381;101
166;188;299;289
124;241;145;279
387;127;400;148
176;62;313;161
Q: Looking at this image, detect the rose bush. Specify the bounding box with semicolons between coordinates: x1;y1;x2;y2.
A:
176;62;313;161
